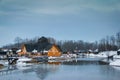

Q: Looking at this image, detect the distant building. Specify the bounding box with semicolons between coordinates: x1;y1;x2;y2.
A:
0;48;14;59
0;48;8;56
0;51;7;56
21;44;62;57
47;44;62;57
18;44;27;56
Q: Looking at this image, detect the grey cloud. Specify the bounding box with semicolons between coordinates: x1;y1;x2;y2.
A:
0;0;120;16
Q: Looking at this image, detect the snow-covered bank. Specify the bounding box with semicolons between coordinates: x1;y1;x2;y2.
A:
86;51;118;58
110;59;120;67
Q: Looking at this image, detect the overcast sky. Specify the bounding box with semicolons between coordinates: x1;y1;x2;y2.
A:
0;0;120;47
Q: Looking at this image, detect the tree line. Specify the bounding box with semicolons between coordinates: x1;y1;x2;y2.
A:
2;32;120;52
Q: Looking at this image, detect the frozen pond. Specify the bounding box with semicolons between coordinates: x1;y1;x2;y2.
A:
0;58;120;80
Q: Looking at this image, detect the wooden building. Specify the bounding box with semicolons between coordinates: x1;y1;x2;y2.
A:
18;44;27;56
20;43;62;57
47;44;61;57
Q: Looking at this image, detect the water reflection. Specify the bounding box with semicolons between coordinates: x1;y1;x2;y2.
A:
0;65;17;76
0;62;60;80
111;66;120;71
35;64;59;80
98;65;120;80
0;58;120;80
63;60;99;65
22;62;61;80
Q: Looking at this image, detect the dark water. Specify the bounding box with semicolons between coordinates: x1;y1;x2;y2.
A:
0;58;120;80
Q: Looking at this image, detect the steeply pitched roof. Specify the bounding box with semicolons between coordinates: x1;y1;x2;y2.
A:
45;44;62;52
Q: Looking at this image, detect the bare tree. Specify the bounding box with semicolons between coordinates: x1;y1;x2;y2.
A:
14;37;23;48
99;38;106;51
116;32;120;48
47;37;56;44
110;35;115;46
2;32;120;52
110;35;117;50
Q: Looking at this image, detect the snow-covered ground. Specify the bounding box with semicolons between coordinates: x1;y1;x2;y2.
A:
84;51;120;67
48;54;77;60
86;51;118;58
109;59;120;67
113;55;120;59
